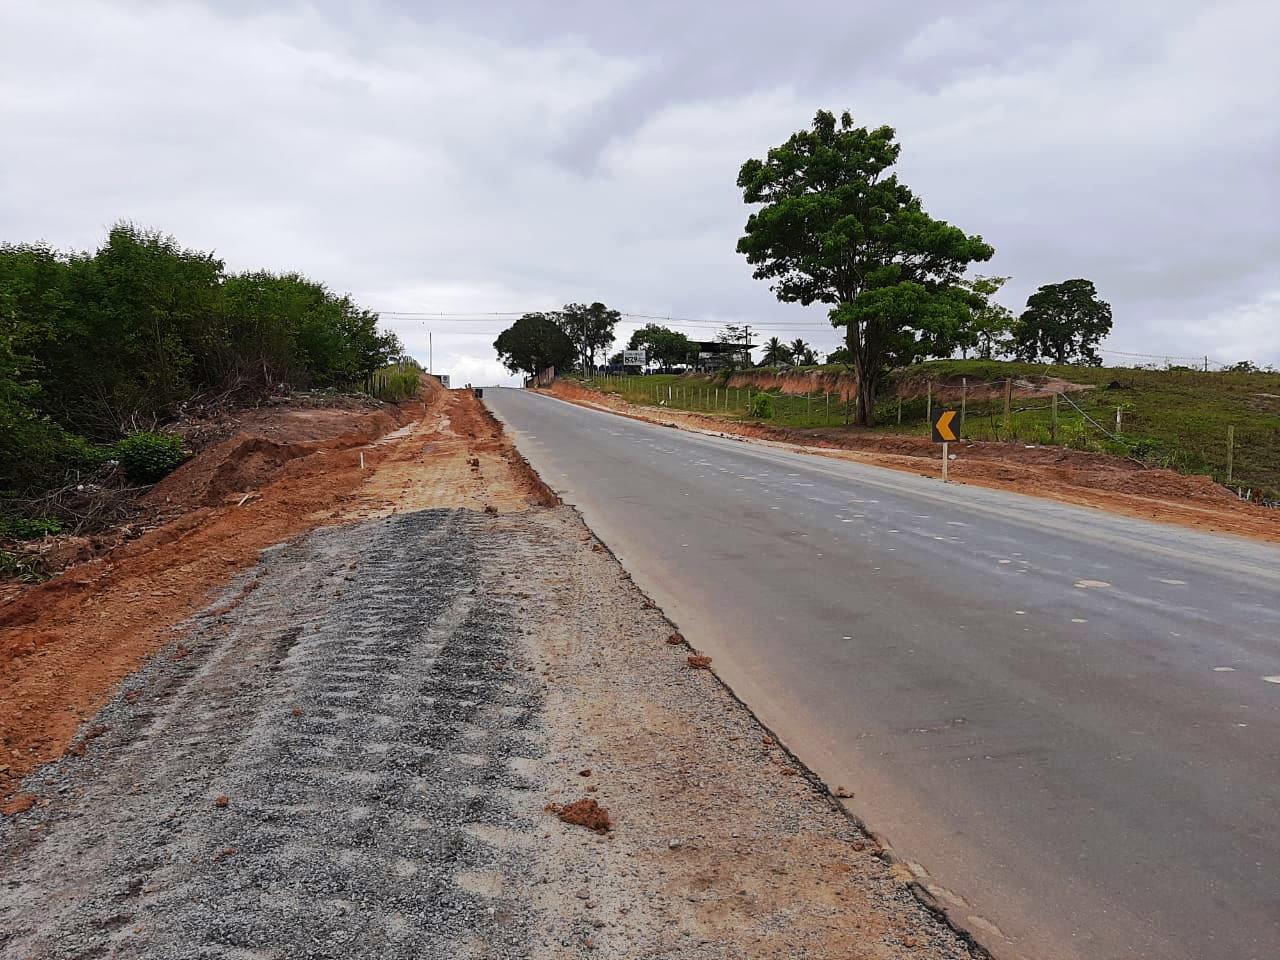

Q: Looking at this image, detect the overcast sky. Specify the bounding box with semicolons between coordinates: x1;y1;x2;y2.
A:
3;1;1277;384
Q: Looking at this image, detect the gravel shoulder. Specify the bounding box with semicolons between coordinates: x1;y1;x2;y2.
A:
1;389;983;959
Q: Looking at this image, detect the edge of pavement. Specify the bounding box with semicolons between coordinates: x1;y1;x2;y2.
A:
483;389;1006;960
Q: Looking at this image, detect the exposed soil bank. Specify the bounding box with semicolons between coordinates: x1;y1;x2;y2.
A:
0;380;553;808
724;369;1092;403
548;380;1280;544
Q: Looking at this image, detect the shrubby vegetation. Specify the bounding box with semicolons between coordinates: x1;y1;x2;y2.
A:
113;431;191;484
1;223;401;502
368;360;423;402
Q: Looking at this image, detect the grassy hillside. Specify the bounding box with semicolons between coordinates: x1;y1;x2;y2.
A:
584;361;1280;500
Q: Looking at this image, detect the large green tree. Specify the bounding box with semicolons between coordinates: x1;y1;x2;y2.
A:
494;313;576;377
556;301;620;374
737;110;993;424
627;323;695;370
1013;279;1112;365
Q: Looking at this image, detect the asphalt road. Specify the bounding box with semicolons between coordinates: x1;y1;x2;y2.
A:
485;387;1280;960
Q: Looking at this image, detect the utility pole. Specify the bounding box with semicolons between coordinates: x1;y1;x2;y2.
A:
429;332;433;374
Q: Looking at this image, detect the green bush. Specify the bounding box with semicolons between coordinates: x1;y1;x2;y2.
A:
748;392;774;418
114;431;190;484
0;514;61;540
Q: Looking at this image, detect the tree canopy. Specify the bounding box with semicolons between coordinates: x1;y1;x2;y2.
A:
737;109;992;424
1013;279;1112;365
955;275;1015;360
0;223;402;496
789;338;817;366
627;323;695;369
493;313;576;377
556;301;620;374
760;336;790;366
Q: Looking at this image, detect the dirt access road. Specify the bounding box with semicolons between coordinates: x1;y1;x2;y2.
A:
0;384;978;959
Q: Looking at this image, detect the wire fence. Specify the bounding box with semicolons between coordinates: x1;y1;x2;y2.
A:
584;372;1278;508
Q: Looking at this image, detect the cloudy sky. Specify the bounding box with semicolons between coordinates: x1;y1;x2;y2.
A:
3;1;1277;383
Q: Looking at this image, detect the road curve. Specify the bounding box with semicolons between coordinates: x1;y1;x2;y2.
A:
485;387;1280;960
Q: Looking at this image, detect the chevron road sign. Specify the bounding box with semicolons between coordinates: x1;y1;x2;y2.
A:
931;409;959;443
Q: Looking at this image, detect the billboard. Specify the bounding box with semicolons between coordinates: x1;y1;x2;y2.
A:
622;349;647;367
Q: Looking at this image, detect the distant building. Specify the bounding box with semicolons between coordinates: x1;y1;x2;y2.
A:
691;339;753;371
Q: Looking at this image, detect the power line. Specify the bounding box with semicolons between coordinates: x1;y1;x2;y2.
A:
376;313;838;336
375;309;838;330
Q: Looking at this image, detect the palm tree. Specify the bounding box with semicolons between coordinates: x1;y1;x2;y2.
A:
789;339;812;366
761;336;791;367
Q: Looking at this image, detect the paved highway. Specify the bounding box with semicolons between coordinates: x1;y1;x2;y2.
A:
485;387;1280;960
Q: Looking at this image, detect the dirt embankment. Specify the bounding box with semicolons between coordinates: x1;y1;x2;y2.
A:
0;379;552;808
726;369;1093;402
549;379;1280;543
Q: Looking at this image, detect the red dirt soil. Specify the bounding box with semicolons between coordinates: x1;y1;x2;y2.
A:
548;380;1280;544
547;797;612;833
0;379;552;812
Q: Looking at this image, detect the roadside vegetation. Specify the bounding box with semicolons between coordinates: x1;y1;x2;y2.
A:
1;223;405;563
367;359;424;402
582;361;1280;500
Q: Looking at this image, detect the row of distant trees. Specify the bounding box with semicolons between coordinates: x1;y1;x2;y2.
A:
493;303;622;378
1;223;402;494
493;271;1113;380
755;277;1113;369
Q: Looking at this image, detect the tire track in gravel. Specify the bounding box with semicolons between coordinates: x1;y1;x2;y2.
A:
0;508;545;959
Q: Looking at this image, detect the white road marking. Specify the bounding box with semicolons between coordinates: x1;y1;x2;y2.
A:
1074;579;1111;589
1212;667;1235;672
1264;676;1280;684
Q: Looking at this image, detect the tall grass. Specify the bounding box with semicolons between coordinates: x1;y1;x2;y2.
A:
367;361;421;401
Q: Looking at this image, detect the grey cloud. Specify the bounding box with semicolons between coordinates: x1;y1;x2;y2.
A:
1;0;1277;385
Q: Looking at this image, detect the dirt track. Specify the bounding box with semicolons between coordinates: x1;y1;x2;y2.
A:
547;380;1280;544
0;384;981;958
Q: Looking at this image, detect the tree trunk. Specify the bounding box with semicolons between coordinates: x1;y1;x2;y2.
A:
852;353;876;427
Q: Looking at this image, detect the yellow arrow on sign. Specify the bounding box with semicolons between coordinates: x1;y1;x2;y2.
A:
935;410;958;441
